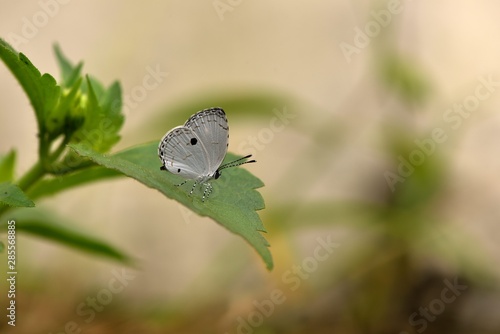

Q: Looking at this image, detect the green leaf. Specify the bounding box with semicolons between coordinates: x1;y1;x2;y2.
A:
1;208;131;264
27;167;122;201
99;80;122;115
0;38;60;133
0;182;35;207
54;43;83;88
46;76;83;138
69;142;273;270
70;76;124;153
0;150;16;183
380;55;431;104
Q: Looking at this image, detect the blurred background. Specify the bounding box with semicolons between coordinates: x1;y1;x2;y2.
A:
1;1;500;333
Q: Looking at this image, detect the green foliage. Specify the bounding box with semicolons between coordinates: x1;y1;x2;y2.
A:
0;40;60;135
69;76;123;153
0;182;35;207
0;38;272;269
0;38;128;262
0;208;131;264
0;150;16;183
69;143;272;270
380;54;431;104
54;43;83;88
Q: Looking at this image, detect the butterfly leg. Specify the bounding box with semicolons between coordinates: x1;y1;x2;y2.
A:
188;180;199;197
202;183;213;202
175;180;188;187
175;179;197;198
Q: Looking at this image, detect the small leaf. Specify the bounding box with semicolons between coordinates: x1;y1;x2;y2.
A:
99;81;122;115
46;76;83;138
3;208;131;264
0;38;60;133
0;150;16;183
54;44;83;88
69;142;273;270
0;182;35;207
70;77;124;153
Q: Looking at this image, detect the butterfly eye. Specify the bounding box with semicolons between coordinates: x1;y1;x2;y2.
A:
214;170;221;179
190;138;197;145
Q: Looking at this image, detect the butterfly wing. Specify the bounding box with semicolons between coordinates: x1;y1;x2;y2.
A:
158;126;209;180
184;107;229;174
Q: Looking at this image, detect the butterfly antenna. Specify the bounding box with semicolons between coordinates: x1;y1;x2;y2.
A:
218;154;256;171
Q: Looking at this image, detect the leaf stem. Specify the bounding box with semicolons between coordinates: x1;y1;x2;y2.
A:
49;136;70;161
49;159;94;175
0;137;74;217
39;134;51;171
17;159;46;192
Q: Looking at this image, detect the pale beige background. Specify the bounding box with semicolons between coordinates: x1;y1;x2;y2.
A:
1;1;500;332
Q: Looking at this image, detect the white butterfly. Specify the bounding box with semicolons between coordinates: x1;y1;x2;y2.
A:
158;107;255;201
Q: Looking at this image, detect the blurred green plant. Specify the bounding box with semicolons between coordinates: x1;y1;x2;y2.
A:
379;54;431;104
0;39;272;269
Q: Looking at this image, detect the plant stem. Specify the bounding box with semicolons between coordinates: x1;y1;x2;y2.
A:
49;136;70;162
17;159;46;192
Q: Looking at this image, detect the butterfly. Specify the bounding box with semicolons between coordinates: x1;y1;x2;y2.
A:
158;107;255;201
